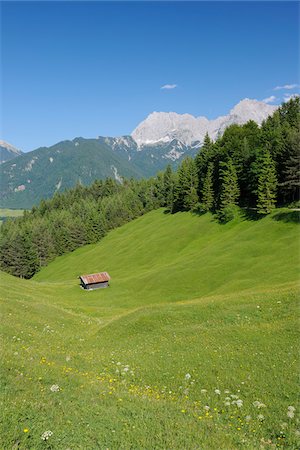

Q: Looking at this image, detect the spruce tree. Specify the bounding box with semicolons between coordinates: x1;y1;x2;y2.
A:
195;132;213;194
174;157;199;212
163;165;175;212
201;162;214;211
219;159;240;209
257;149;278;214
280;127;300;203
218;158;240;221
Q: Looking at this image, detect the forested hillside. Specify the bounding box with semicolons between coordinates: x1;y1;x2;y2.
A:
1;98;299;278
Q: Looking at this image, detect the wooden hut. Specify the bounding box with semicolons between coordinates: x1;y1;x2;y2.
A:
80;272;111;290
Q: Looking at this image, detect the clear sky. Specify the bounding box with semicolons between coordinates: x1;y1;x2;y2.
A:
1;1;299;152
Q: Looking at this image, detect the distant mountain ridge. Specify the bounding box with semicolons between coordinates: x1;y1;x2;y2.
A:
0;98;277;208
131;99;277;146
0;140;23;164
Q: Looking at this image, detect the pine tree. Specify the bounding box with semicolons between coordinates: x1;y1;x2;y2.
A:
280;127;300;203
201;162;214;211
219;159;240;209
163;165;175;212
257;149;278;214
173;157;199;212
195;132;213;194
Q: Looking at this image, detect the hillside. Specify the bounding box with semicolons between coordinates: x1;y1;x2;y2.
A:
0;138;145;209
0;98;277;209
1;209;299;449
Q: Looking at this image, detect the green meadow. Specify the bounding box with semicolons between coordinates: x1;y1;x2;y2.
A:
1;208;299;449
0;208;24;225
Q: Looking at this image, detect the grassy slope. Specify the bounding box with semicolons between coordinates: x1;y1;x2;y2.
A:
1;209;299;449
0;208;24;223
0;208;25;217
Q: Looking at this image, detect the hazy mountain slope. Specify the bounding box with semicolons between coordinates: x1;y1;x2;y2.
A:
0;140;23;164
0;138;144;209
0;137;198;209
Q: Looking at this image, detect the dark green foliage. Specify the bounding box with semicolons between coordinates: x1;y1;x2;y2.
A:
262;97;300;204
173;157;199;212
280;126;300;203
195;133;214;196
0;225;39;278
201;162;214;212
217;205;237;224
163;165;176;212
219;158;240;210
257;149;278;214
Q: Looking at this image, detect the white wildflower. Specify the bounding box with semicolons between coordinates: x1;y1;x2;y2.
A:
280;422;288;429
50;384;60;392
288;406;295;412
41;430;53;441
231;394;238;399
224;401;231;406
287;410;295;419
200;389;207;394
214;389;221;395
245;415;251;422
66;355;71;362
185;373;191;380
123;366;129;373
253;400;266;408
236;399;243;408
258;414;265;421
224;389;230;394
295;430;300;437
225;397;231;401
204;405;210;411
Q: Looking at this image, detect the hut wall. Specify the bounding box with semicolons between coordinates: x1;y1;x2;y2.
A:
85;281;109;290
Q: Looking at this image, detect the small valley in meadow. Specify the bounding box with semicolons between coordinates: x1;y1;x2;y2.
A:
1;208;299;448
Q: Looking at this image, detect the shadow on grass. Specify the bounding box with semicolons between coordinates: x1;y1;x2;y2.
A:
272;210;300;224
191;209;207;218
240;208;262;222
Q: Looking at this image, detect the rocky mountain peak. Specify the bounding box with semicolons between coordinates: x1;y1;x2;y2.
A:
131;99;277;147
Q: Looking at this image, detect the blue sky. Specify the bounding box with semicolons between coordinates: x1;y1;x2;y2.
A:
1;1;299;152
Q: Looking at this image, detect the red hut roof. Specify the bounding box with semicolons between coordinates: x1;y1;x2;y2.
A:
80;272;110;285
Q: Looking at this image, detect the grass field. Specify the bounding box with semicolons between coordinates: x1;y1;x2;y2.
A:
1;208;299;449
0;208;24;225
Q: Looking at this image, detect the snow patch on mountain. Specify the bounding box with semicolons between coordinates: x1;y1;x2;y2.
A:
131;99;277;147
111;165;123;183
56;178;62;191
24;157;37;172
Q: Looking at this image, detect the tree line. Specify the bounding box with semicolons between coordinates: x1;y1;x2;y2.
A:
0;98;299;278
